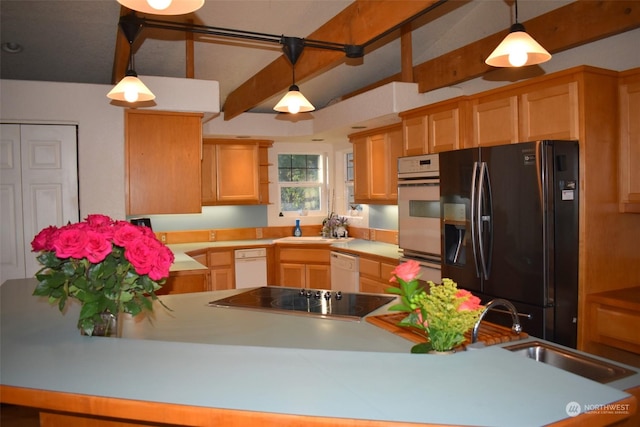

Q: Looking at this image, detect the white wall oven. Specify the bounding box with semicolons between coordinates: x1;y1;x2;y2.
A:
397;154;441;283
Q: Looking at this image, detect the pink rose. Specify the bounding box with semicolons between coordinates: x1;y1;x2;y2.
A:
456;289;482;311
31;225;59;252
84;214;113;228
148;245;175;281
390;260;421;283
112;222;144;248
124;236;157;275
53;226;89;259
83;230;113;263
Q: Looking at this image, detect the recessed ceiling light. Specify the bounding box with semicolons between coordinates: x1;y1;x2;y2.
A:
351;125;367;130
311;138;324;142
236;135;251;139
2;42;23;54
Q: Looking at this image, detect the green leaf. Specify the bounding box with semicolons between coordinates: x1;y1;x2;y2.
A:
410;342;433;353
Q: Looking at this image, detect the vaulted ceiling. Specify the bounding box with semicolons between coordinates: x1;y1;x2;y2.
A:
1;1;638;122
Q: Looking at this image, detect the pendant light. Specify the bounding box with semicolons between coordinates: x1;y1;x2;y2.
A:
117;0;204;15
274;37;315;114
485;0;551;67
107;15;155;103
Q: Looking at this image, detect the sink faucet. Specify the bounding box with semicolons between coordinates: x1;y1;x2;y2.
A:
471;298;522;343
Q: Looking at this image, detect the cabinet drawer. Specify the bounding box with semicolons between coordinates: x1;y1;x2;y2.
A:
359;257;381;278
208;251;232;267
279;248;329;263
592;304;640;353
380;262;397;281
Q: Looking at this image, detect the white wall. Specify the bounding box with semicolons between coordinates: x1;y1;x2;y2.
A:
0;80;126;219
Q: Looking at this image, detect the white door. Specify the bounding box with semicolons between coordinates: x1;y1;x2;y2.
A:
0;124;79;283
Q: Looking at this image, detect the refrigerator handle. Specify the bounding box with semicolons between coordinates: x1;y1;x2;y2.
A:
470;161;481;278
477;162;492;280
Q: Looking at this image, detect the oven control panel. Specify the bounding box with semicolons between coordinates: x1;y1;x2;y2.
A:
398;154;439;178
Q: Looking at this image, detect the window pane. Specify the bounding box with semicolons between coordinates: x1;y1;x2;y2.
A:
280;186;321;211
291;155;306;168
278;155;292;168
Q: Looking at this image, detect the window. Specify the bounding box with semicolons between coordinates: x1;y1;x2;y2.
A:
278;154;324;213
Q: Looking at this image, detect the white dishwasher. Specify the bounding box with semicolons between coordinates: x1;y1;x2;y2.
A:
235;248;268;288
330;251;359;293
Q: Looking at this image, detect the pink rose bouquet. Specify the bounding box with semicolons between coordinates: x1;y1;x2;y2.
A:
387;260;484;352
31;214;173;336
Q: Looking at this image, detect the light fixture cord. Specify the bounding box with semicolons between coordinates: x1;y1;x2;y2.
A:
514;0;519;24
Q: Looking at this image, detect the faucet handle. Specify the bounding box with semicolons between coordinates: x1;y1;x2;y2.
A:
512;323;522;335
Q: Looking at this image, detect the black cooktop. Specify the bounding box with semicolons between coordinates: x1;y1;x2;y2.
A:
208;287;396;321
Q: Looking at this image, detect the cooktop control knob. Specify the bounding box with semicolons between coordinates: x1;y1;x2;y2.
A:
306;290;312;298
324;291;332;300
336;291;342;300
314;291;321;299
299;289;305;296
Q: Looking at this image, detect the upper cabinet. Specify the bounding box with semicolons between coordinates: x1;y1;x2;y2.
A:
201;139;272;206
469;78;579;147
618;68;640;213
125;110;203;215
350;124;402;204
399;98;467;155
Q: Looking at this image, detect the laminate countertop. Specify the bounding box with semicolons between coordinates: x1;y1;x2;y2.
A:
1;279;638;427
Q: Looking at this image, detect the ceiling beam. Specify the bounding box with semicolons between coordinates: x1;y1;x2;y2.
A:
413;0;640;94
222;0;444;120
340;0;640;103
111;6;133;84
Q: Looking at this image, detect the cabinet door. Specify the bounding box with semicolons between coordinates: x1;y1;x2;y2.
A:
201;143;217;204
216;144;259;203
160;272;209;294
211;267;233;290
280;263;306;288
359;276;388;294
403;115;427;155
619;75;640;213
306;264;331;290
471;96;519;147
352;136;370;202
520;82;579;141
428;107;461;153
386;127;403;200
126;110;203;215
369;134;388;200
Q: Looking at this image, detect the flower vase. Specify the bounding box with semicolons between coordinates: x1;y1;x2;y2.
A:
428;349;456;355
82;311;119;337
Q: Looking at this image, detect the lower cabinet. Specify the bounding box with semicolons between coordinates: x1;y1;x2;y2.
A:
208;249;234;290
276;246;331;289
359;256;397;294
159;270;210;295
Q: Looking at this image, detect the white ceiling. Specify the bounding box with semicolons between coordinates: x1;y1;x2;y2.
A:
1;1;574;116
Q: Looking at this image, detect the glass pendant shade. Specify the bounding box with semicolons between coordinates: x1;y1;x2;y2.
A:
485;24;551;67
273;85;315;114
117;0;204;15
107;72;156;103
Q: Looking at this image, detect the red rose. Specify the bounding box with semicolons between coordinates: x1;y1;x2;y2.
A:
124;236;157;275
148;245;174;281
83;230;113;263
112;222;143;248
390;260;421;283
84;214;113;228
31;225;59;252
53;226;89;259
456;289;482;311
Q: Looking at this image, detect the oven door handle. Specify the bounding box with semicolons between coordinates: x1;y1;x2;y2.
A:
398;179;440;186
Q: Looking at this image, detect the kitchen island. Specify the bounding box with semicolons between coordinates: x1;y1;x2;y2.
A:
1;279;637;427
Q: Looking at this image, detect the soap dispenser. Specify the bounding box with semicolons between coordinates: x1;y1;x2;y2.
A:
294;219;302;237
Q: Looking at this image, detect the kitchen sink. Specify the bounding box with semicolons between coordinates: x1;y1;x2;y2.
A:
276;236;353;243
504;341;636;383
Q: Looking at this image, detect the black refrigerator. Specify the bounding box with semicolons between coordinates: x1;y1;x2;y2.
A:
439;140;579;348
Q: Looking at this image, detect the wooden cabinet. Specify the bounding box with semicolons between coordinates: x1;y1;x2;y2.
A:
400;98;466;155
519;80;579;141
470;95;519;147
618;68;640;213
125;109;203;215
276;246;331;289
468;80;579;147
159;270;210;295
359;255;397;294
201;139;272;205
208;249;234;290
585;287;640;367
350;124;402;204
